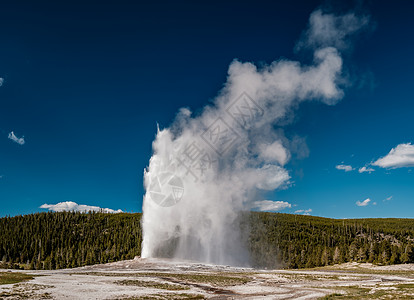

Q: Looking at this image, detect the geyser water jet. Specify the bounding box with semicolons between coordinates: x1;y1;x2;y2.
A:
141;8;369;266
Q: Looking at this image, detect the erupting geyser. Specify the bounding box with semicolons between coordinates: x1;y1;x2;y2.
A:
141;8;369;266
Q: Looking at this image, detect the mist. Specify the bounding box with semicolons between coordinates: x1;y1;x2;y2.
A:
141;8;369;266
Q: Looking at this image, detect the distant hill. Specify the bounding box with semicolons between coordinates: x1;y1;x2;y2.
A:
246;212;414;268
1;212;413;270
0;212;142;270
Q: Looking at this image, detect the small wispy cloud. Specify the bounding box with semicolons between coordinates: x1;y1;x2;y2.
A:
40;201;123;213
384;195;393;202
356;198;371;207
358;166;375;173
8;131;25;145
372;143;414;169
336;164;354;172
252;200;291;212
295;208;312;215
0;78;4;87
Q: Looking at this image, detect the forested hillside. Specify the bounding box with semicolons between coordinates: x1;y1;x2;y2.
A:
247;212;414;268
0;212;141;270
1;211;413;270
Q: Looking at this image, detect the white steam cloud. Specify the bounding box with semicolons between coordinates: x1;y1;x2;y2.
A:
296;9;369;51
40;201;123;213
141;8;369;266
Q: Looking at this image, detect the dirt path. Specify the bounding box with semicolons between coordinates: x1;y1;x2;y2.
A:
1;259;413;299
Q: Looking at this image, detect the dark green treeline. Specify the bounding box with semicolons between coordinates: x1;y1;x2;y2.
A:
1;211;413;270
247;212;414;269
0;212;141;270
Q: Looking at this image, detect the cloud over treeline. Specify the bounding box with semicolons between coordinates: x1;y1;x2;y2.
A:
40;201;122;213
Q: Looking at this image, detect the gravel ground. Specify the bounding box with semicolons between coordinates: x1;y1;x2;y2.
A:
1;258;413;299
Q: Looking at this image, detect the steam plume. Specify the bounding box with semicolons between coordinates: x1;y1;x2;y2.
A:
141;8;369;266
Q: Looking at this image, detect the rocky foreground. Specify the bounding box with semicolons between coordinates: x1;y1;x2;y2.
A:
1;258;414;299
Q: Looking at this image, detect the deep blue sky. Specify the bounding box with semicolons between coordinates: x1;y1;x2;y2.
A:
1;0;413;218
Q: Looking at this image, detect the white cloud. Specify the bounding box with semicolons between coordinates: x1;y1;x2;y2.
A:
0;175;3;179
384;196;393;201
8;131;25;145
356;198;371;207
141;8;370;263
295;208;312;215
257;141;290;166
252;200;291;212
296;9;370;51
358;166;375;173
40;201;122;213
373;202;377;205
253;164;291;191
0;78;4;87
336;164;353;172
372;143;414;169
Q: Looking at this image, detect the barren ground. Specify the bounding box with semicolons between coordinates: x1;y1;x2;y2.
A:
1;258;414;299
